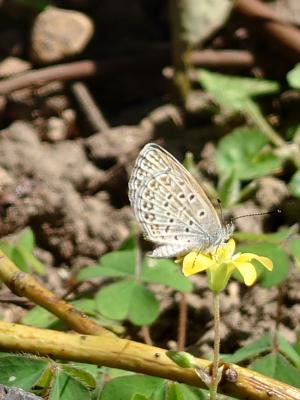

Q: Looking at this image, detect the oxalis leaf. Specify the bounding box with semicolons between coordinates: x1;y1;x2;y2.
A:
216;127;281;180
96;280;159;326
250;353;300;388
198;69;279;111
142;258;193;293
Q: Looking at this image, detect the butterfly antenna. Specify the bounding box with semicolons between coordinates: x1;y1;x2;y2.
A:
231;209;282;222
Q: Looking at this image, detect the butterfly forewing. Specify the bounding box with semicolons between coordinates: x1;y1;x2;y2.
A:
128;143;224;257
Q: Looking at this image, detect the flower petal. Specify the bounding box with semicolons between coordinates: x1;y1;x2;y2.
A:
214;239;236;263
234;261;257;286
182;251;213;276
236;253;273;271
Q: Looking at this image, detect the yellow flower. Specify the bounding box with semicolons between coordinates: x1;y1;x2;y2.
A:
181;239;273;293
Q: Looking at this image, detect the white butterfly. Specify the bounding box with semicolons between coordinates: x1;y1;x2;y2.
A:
128;143;233;258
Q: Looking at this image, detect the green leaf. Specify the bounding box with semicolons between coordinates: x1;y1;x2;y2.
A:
131;395;149;400
68;363;98;379
96;280;159;326
142;259;193;292
0;355;49;390
96;280;136;321
289;238;300;268
178;386;208;400
236;242;289;287
221;334;272;363
198;69;279;111
233;229;292;244
129;284;159;326
287;63;300;89
100;250;136;275
277;333;300;368
289;170;300;197
16;246;45;274
0;242;14;258
217;170;241;207
166;382;184;400
60;365;96;390
22;306;65;329
16;228;35;252
72;299;98;316
77;265;129;281
216;127;281;180
120;232;138;251
22;299;97;329
11;246;30;272
49;369;92;400
250;353;300;388
100;375;165;400
77;250;136;281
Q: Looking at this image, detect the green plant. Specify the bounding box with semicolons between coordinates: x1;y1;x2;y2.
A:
0;228;45;274
76;237;193;327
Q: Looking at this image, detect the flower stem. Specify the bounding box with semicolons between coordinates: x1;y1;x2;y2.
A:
210;292;221;400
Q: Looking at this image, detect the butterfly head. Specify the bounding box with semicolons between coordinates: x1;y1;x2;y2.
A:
223;221;234;242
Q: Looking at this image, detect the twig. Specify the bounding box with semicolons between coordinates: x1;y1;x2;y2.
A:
142;326;153;346
235;0;300;61
177;292;187;351
0;49;258;96
71;81;110;132
0;54;166;95
190;50;255;69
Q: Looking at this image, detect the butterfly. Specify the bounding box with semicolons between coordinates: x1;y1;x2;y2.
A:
128;143;234;258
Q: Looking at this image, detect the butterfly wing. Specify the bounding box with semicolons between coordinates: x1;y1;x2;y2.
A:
128;143;224;257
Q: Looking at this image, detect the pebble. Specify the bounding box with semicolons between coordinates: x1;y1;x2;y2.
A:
30;7;94;64
0;57;31;77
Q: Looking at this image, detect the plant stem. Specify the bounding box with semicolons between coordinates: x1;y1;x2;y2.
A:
243;99;285;147
177;292;187;351
210;292;221;400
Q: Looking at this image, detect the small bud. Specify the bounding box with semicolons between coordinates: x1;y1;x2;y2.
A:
166;350;195;368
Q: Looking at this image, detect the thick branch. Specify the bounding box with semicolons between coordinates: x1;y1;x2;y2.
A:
0;322;299;400
0;251;114;337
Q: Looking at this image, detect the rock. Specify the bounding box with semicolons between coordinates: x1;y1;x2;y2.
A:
30;7;94;64
0;57;31;77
